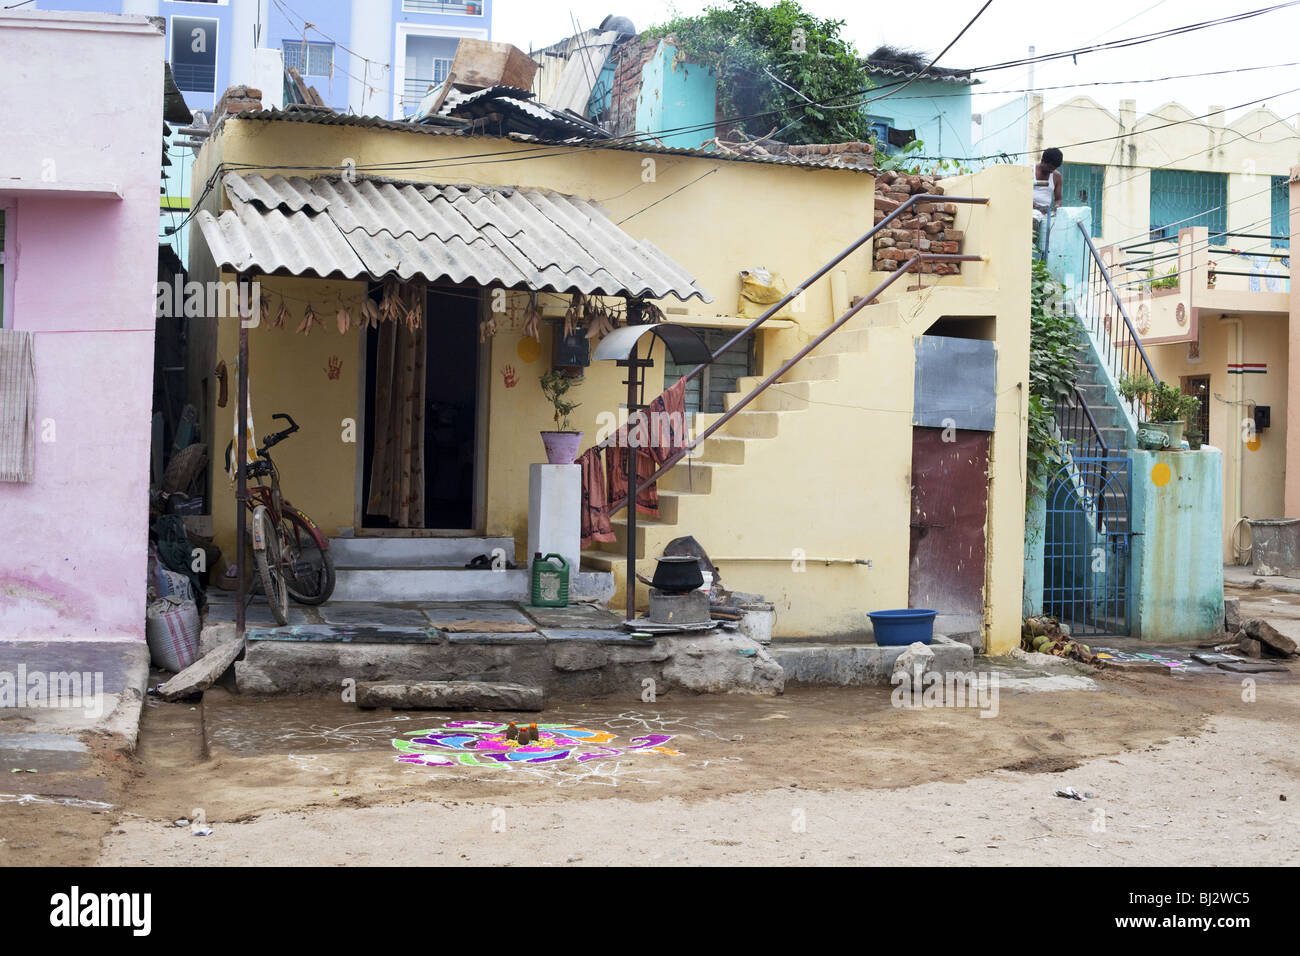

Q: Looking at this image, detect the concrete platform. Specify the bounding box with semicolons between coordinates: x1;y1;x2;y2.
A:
770;635;975;686
234;626;784;698
0;639;149;751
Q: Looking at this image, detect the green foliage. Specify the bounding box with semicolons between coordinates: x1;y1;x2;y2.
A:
539;369;582;432
871;137;971;177
1026;261;1079;500
1118;372;1199;423
644;0;874;145
1148;269;1179;290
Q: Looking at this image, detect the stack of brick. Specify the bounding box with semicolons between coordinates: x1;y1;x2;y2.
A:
761;140;875;170
211;85;263;132
872;170;965;275
607;38;660;138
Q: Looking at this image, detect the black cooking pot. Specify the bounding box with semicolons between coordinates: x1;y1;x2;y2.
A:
651;555;704;592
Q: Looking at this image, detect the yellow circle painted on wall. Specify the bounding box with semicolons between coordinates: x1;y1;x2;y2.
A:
516;337;542;363
1150;462;1172;487
1247;436;1262;452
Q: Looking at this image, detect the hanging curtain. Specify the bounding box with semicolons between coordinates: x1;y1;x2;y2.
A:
366;304;427;527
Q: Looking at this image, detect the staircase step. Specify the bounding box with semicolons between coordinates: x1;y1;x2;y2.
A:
817;328;872;355
330;535;513;568
658;460;738;494
695;409;784;439
332;567;612;603
695;435;747;464
727;381;811;412
783;353;840;382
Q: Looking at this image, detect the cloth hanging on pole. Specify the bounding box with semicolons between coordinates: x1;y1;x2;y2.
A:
577;377;688;547
227;353;257;481
0;328;36;483
366;315;427;527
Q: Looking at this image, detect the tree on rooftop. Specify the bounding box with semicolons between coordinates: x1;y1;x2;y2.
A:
645;0;874;145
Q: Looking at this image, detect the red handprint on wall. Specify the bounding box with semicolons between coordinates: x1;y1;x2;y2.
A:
325;355;342;380
501;364;518;388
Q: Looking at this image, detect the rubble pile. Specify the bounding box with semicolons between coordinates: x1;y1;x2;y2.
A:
1021;615;1094;664
873;170;965;275
1224;618;1299;659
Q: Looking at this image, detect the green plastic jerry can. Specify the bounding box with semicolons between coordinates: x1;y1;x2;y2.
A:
530;552;570;607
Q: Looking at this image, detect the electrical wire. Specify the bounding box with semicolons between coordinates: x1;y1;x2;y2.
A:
860;1;994;105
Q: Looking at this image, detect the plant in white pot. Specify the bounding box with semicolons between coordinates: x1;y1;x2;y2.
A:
539;369;583;464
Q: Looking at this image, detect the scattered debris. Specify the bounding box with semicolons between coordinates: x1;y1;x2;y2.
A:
1021;616;1094;663
156;637;244;701
1055;787;1087;800
1243;618;1298;657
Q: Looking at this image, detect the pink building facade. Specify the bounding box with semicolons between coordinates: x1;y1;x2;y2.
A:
0;11;163;643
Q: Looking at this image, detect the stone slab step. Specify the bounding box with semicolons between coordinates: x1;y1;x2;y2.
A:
329;535;514;568
332;568;614;604
771;635;974;686
356;680;545;711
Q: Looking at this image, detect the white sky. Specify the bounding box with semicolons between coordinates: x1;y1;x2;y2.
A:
492;0;1300;135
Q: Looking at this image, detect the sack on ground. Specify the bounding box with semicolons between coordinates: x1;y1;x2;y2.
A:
146;595;201;672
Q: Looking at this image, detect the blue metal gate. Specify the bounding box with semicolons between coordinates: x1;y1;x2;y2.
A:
1043;456;1132;636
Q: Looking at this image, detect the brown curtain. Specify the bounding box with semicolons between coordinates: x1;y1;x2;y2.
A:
366;317;426;527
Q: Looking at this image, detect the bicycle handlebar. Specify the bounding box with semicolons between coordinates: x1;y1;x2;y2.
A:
223;411;300;474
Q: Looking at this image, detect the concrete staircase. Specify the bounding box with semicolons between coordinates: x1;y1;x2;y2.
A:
580;321;912;638
331;535;613;604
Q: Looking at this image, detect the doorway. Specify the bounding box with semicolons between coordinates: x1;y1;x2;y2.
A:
361;285;481;530
907;427;990;616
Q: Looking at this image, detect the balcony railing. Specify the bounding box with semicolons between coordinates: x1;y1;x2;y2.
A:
403;60;454;109
402;1;485;15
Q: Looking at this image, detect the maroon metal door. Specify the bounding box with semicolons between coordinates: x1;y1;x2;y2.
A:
908;427;990;616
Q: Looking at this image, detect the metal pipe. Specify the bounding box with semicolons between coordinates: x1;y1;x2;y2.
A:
609;252;984;514
709;556;871;565
624;344;638;622
235;277;249;641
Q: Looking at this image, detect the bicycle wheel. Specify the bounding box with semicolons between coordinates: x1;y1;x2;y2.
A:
253;507;289;626
281;508;336;605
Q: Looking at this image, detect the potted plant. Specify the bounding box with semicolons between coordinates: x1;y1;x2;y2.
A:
1119;372;1199;450
1186;429;1204;451
539;369;583;464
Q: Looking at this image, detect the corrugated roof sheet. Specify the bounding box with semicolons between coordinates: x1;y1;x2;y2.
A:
198;173;712;302
864;62;979;85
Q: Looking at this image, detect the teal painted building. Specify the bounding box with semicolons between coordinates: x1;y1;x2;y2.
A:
861;50;978;161
634;41;718;150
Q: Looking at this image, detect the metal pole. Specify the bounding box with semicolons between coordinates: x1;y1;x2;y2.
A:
623;342;639;621
235;276;249;641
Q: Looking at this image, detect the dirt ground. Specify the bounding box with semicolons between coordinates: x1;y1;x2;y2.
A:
3;632;1296;866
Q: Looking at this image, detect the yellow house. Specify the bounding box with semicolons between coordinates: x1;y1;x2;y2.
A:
186;104;1031;654
1035;96;1298;560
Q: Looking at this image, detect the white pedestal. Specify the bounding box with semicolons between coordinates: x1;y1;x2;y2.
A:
528;463;580;574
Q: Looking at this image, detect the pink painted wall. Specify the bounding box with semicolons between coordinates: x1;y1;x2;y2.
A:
0;12;163;642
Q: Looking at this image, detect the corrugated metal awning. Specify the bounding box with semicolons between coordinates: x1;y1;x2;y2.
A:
197;173;712;301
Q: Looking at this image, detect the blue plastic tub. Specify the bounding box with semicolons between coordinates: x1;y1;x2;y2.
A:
869;608;937;646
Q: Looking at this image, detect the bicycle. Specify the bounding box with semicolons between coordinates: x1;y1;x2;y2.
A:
225;413;336;625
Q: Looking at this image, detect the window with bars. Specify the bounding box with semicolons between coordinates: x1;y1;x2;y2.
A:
1061;163;1104;237
282;40;334;78
1271;175;1291;249
662;330;754;414
1149;169;1227;241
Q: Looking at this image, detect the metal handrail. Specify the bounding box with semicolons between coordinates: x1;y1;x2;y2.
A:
1076;221;1159;396
675;193;988;390
608;249;986;516
1056;385;1108;458
595;192;987;452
